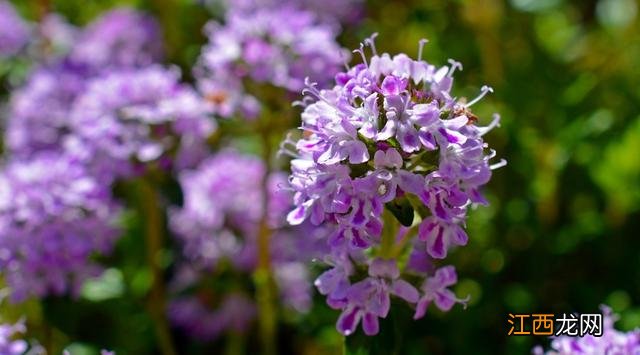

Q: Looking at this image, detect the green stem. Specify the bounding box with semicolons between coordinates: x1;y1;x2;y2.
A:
139;179;177;355
380;208;399;258
254;126;278;355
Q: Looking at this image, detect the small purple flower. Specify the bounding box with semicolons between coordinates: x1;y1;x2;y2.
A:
414;266;467;319
418;216;468;259
336;259;418;336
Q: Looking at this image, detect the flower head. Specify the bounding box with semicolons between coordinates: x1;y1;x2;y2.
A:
69;65;215;181
0;152;121;301
283;35;503;335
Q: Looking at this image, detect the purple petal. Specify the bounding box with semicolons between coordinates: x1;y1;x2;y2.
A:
337;307;362;336
391;279;419;303
413;297;430;320
286;203;309;225
362;312;380;336
345;140;370;164
426;224;447;259
434;289;456;311
435;266;458;287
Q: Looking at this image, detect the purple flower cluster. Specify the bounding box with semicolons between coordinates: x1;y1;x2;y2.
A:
213;0;365;25
5;8;167;159
283;36;504;335
168;150;325;340
533;306;640;355
0;1;30;58
196;6;345;119
0;153;121;301
70;8;163;70
6;62;87;156
0;319;27;355
69;65;215;180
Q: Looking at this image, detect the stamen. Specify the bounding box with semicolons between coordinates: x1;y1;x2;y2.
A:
339;51;351;70
490;159;507;170
477;113;501;136
353;43;368;67
364;33;379;56
417;38;429;61
447;59;463;77
466;85;493;107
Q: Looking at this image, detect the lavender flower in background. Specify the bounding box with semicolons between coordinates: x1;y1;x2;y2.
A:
207;0;365;25
0;1;30;58
5;61;87;157
70;8;163;70
282;35;504;335
69;65;215;181
533;306;640;355
0;319;27;355
168;150;326;340
196;6;345;119
0;152;121;301
5;8;170;159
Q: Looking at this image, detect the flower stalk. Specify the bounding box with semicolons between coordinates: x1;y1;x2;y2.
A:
138;177;177;355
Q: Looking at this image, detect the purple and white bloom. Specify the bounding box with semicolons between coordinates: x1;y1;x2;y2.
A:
0;152;121;301
69;65;215;181
533;306;640;355
196;6;345;118
70;8;163;70
0;319;27;355
283;35;504;335
0;1;30;58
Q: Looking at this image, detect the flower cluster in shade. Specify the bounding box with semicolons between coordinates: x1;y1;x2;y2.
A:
533;306;640;355
168;150;327;340
0;153;122;301
5;7;171;159
195;5;345;119
0;1;30;58
282;35;505;336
